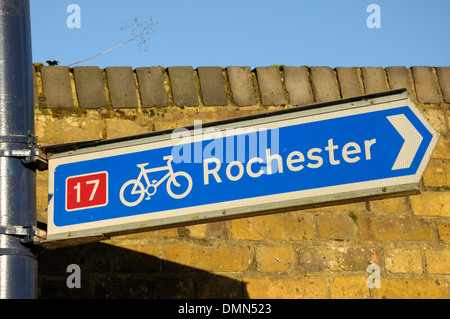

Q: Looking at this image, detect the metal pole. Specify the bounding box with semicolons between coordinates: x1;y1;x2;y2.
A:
0;0;37;298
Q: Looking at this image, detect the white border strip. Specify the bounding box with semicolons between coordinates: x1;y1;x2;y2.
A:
46;97;439;240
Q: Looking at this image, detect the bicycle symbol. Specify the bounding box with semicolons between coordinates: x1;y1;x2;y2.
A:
119;155;193;207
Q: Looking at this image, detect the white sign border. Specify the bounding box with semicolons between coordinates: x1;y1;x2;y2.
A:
45;96;439;241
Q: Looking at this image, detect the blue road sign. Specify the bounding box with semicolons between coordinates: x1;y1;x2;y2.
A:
46;91;438;242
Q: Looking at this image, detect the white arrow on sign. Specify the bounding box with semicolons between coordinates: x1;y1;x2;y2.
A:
387;114;423;170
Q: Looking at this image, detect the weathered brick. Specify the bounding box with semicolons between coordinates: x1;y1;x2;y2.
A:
35;115;104;144
410;192;450;216
310;67;339;102
336;67;362;98
230;212;314;240
168;66;198;106
255;66;285;106
421;108;447;133
187;223;208;238
425;248;450;274
283;66;313;106
112;245;160;273
153;120;177;132
412;66;440;104
357;214;434;241
423;160;449;187
163;245;252;272
73;66;107;109
369;197;408;213
39;279;91;299
432;134;450;159
34;113;51;141
95;277;193;299
227;66;257;106
105;67;138;108
372;278;447;299
385;66;413;96
243;276;327;299
105;118;150;139
361;67;388;94
329;276;370;299
163;107;186;121
316;213;355;240
297;247;327;271
436;67;450;103
38;244;110;275
187;110;214;121
256;246;294;272
197;66;228;106
204;221;228;238
384;248;422;273
297;246;373;272
188;221;228;239
196;275;246;298
437;221;450;244
216;108;253;121
41;66;74;108
136;66;168;107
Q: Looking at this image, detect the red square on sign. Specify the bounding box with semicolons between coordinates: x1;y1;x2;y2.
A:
66;171;108;211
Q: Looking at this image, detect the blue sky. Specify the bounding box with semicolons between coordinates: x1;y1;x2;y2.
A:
30;0;449;69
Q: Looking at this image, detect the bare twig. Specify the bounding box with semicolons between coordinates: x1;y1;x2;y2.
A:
67;17;156;67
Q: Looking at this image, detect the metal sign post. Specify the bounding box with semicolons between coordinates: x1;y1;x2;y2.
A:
43;89;438;246
0;0;37;298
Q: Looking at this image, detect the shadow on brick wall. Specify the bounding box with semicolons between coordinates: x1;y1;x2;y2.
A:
37;242;248;299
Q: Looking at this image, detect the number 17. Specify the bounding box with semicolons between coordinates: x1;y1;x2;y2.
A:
65;171;108;211
73;179;100;203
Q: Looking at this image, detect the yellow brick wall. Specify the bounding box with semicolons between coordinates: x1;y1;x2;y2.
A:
36;66;450;299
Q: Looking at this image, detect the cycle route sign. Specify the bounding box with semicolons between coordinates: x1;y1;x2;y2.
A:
45;90;438;244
